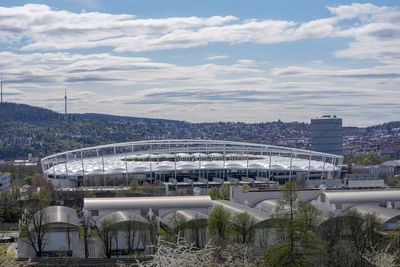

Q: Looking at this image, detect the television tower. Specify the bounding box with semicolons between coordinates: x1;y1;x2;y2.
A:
64;88;67;115
1;75;3;103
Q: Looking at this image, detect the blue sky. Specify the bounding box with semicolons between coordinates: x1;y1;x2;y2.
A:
0;1;399;126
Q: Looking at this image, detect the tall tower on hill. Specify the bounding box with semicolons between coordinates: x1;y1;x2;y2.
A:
1;75;3;103
64;88;67;115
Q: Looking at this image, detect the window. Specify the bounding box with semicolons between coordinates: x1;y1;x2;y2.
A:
91;210;99;216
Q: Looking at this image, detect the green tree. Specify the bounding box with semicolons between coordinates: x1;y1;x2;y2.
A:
263;182;324;267
219;184;230;200
231;212;256;244
319;210;384;267
208;188;220;200
208;205;231;245
96;217;116;258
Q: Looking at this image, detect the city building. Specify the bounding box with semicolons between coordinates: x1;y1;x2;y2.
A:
40;139;343;188
0;172;11;191
311;115;343;155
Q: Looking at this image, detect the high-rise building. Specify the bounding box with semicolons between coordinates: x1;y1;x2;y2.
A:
311;115;343;155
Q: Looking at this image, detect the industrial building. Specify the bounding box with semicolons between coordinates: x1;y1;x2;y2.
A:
17;187;400;259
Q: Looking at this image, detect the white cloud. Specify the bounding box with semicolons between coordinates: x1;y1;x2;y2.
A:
205;55;229;61
1;3;400;125
0;3;399;66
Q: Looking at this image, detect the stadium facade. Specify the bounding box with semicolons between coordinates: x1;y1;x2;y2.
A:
40;139;343;188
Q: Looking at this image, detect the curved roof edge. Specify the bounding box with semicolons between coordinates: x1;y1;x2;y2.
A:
213;200;270;224
32;206;80;228
41;139;343;161
161;210;208;229
349;205;400;224
96;211;148;227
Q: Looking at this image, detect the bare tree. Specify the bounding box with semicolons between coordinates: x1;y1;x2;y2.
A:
22;208;50;257
164;212;186;244
118;236;259;267
96;217;116;258
123;216;143;255
81;215;91;258
189;215;207;248
144;213;159;254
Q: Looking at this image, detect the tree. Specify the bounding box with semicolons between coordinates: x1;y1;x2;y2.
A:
208;188;219;200
123;216;143;255
242;184;251;192
117;236;259;267
231;212;256;244
0;245;35;267
319;210;384;267
219;184;230;200
345;210;382;266
81;215;91;258
208;205;231;245
164;212;187;244
144;212;159;254
21;208;50;257
96;217;116;258
263;182;324;266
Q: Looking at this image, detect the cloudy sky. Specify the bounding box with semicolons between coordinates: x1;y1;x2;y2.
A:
0;0;399;126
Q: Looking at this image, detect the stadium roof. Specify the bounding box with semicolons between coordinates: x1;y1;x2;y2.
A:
84;195;213;211
319;190;400;204
41;139;342;178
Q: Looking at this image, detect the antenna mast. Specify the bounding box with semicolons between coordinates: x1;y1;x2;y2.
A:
64;88;67;115
1;75;3;103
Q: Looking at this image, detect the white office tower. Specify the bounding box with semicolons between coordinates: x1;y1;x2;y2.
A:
311;115;343;155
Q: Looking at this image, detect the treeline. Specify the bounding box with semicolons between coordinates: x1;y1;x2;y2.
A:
345;151;390;166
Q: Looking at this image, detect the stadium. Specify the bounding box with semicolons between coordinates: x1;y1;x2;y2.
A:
40;139;343;188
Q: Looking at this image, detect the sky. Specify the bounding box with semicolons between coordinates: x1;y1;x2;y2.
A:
0;0;399;126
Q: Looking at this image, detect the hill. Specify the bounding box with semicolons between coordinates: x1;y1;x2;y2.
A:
0;102;399;160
